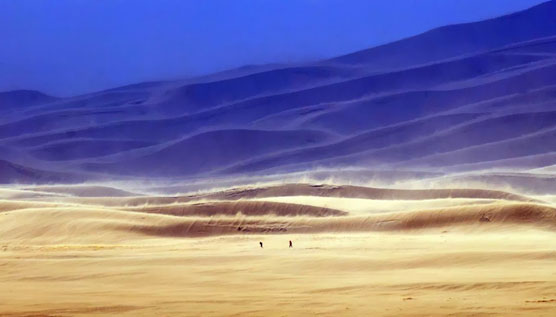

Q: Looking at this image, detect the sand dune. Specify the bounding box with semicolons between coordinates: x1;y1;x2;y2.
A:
1;2;556;181
23;185;142;197
84;129;334;176
231;114;484;172
0;90;57;114
253;196;507;215
1;177;555;316
0;159;83;184
161;66;353;114
330;0;556;67
0;180;549;241
399;171;556;196
399;127;556;168
31;139;155;161
303;64;556;135
0;180;549;242
0;107;151;139
123;200;347;217
37;183;535;208
23;90;150;115
231;111;556;173
127;203;556;238
196;183;536;202
0;199;553;242
0;200;68;213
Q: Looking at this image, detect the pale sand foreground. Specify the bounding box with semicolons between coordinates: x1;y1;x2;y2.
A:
1;231;556;316
1;183;555;316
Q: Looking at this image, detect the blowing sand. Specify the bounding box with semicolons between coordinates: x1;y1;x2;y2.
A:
1;183;555;316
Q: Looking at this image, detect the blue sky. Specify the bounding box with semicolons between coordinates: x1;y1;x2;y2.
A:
0;0;547;96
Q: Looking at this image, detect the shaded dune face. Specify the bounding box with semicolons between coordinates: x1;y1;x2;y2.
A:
0;159;83;184
0;90;58;114
82;129;334;176
123;201;348;217
159;66;354;114
37;183;535;207
121;203;556;238
195;184;537;203
1;2;556;182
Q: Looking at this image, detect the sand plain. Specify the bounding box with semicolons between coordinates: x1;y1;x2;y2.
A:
0;183;555;316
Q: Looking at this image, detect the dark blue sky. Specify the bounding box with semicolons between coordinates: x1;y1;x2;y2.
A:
0;0;547;96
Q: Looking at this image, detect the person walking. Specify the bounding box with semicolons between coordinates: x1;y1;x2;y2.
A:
289;240;293;248
259;241;263;248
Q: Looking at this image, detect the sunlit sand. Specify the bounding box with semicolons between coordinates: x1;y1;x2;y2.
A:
1;182;555;316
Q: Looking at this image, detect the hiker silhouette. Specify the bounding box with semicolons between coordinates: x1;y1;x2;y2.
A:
289;240;293;248
259;241;263;248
